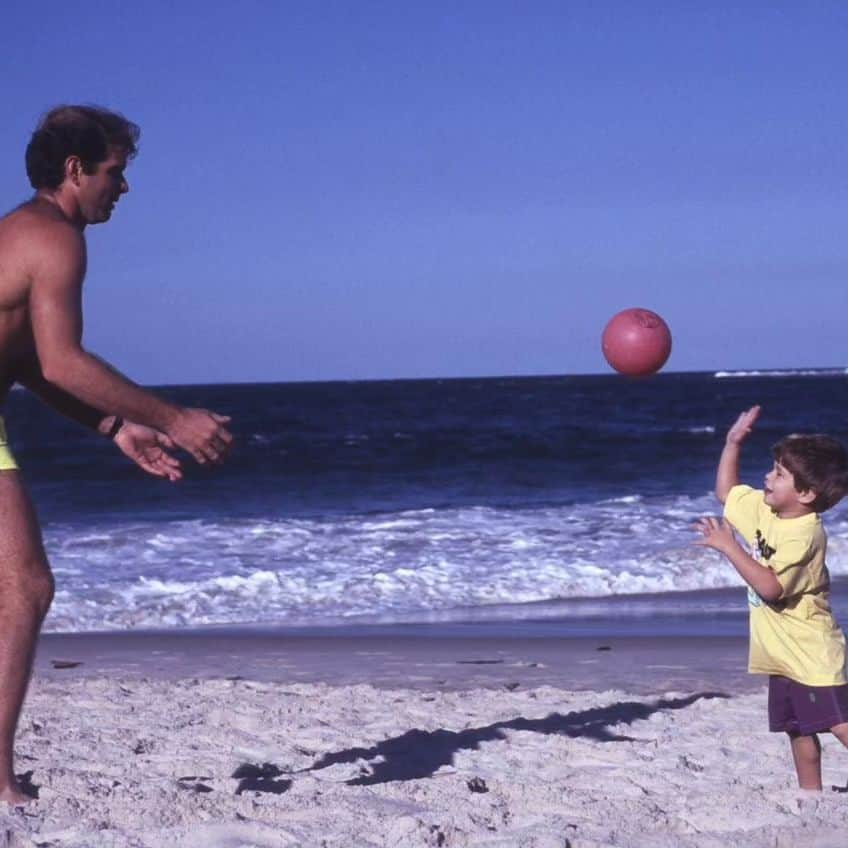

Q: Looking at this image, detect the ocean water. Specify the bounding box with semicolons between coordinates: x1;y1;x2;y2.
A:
5;370;848;634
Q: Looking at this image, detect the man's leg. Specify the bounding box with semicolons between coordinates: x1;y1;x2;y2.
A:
788;731;822;790
0;471;54;804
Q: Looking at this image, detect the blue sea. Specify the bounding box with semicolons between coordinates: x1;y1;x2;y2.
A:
6;370;848;635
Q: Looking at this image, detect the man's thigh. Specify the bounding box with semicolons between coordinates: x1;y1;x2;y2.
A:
0;471;49;577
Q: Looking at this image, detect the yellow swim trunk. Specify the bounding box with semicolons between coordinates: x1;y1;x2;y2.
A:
0;417;18;471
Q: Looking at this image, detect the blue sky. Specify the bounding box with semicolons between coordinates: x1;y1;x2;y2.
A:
1;2;845;383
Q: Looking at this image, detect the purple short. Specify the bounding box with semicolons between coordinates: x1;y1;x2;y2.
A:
768;675;848;735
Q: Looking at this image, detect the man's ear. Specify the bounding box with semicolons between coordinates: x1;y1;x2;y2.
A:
798;488;817;506
64;155;83;187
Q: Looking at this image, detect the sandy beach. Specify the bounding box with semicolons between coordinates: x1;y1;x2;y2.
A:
0;630;842;847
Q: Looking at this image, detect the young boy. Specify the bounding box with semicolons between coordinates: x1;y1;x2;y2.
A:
696;405;848;790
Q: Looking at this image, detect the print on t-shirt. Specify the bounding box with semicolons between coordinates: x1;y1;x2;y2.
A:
755;529;776;562
747;529;776;608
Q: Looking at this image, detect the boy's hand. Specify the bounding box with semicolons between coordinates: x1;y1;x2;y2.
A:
694;515;783;603
726;405;760;446
693;516;740;555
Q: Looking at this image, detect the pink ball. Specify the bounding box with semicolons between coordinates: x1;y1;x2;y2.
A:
601;308;672;376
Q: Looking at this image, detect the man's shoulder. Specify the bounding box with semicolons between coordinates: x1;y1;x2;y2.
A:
0;202;83;261
3;200;78;233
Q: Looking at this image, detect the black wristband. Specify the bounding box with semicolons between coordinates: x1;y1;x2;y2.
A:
106;416;125;440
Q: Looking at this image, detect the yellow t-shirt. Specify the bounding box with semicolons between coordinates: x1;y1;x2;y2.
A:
724;484;846;685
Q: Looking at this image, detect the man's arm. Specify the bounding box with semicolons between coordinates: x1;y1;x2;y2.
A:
15;357;182;480
716;405;760;504
15;356;109;433
694;516;783;602
26;222;231;464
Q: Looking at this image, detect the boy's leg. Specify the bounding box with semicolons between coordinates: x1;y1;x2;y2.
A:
830;722;848;747
788;732;822;790
825;686;848;751
0;471;54;804
768;676;817;786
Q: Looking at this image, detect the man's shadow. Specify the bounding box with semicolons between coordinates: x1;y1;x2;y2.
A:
306;692;729;785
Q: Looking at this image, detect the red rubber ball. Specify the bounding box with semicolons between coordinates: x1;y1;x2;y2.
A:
601;308;672;376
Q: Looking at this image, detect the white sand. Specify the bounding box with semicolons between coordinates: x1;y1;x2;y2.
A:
2;677;848;847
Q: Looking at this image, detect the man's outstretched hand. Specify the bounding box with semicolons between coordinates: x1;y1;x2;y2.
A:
114;422;183;481
166;409;233;466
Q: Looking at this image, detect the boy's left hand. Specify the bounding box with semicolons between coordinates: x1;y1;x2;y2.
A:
693;516;739;555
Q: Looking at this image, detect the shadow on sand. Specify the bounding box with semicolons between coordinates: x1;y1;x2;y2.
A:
308;692;729;785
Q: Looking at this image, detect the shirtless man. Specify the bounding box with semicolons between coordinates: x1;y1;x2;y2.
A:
0;105;233;803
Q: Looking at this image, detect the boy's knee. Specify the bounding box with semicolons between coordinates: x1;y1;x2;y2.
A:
788;732;821;757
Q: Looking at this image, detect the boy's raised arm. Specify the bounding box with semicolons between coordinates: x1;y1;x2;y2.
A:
716;405;760;504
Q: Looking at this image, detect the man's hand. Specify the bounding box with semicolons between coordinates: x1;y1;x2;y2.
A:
166;408;233;465
726;405;760;445
114;422;183;481
693;516;740;555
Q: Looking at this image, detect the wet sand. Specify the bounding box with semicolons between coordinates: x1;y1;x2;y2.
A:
36;627;757;694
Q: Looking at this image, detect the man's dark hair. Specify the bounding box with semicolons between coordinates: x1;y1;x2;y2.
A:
25;105;140;190
773;434;848;512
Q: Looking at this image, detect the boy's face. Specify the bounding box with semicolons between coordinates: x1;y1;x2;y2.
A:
763;461;815;516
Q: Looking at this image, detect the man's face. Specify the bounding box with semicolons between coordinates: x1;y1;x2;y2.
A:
77;149;129;225
763;461;810;515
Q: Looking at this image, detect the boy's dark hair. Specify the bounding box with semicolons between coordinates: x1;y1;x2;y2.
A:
772;434;848;512
25;105;140;190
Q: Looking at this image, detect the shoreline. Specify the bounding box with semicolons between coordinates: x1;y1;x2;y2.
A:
36;627;758;695
36;577;848;643
34;585;765;695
